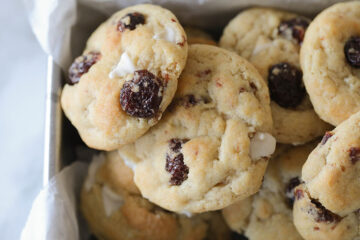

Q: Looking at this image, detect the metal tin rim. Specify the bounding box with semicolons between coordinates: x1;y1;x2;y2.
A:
43;57;62;185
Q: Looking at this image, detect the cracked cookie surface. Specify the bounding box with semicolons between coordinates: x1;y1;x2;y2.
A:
293;111;360;240
117;44;275;213
293;184;359;240
300;111;360;216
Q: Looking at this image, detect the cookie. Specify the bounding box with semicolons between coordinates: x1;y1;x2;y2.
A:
293;184;359;240
220;8;330;144
300;111;360;215
184;27;217;45
300;1;360;126
81;153;209;240
293;111;360;240
61;4;188;150
118;44;275;213
222;143;316;240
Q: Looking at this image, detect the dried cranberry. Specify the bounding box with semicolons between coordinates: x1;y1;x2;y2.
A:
165;139;189;186
68;51;101;85
169;138;185;152
230;232;249;240
177;36;187;47
278;17;310;44
344;36;360;68
120;70;163;118
285;177;301;207
348;147;360;164
321;131;334;145
268;62;305;108
295;188;304;200
117;12;145;32
310;198;341;223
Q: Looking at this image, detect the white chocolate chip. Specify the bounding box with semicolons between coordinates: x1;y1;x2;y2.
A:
153;26;177;43
84;154;105;191
102;185;124;217
250;132;276;160
109;52;136;78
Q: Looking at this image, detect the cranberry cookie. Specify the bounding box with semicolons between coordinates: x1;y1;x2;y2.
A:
81;153;207;240
81;152;232;240
61;4;188;150
293;111;360;240
118;44;275;213
222;143;316;240
220;8;330;144
300;1;360;126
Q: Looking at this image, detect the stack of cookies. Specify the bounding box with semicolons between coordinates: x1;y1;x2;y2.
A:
60;2;360;240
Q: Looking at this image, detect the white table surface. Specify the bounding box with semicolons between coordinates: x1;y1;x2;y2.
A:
0;0;47;238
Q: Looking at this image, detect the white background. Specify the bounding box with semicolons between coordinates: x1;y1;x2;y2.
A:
0;0;47;238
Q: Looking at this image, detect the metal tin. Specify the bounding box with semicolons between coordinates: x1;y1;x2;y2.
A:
44;57;62;185
44;57;85;185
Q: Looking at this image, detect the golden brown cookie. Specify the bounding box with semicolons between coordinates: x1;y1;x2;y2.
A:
300;1;360;126
81;153;209;240
293;111;360;240
220;8;330;144
61;4;188;150
118;44;275;214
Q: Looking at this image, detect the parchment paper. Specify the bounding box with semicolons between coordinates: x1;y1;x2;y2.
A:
22;0;349;239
